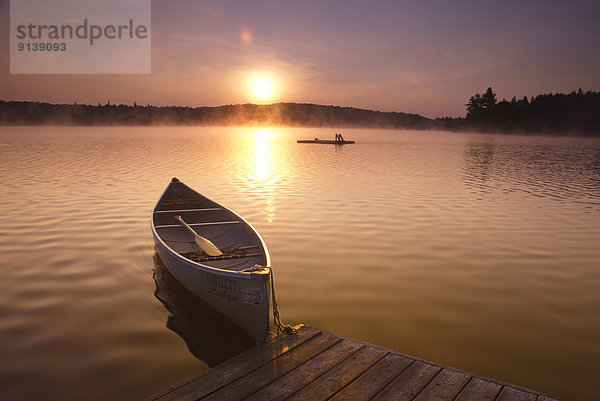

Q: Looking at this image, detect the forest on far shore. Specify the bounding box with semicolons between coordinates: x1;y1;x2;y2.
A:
438;87;600;135
1;88;599;136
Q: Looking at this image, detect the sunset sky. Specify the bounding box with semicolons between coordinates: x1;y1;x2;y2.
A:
1;0;599;117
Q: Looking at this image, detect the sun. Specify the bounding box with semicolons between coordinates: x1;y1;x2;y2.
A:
252;77;273;100
245;71;281;102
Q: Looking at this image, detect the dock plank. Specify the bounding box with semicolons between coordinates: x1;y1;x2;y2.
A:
330;353;413;400
286;345;387;401
201;331;340;400
373;360;441;401
413;369;471;401
149;325;561;401
497;386;538;401
244;339;362;401
152;325;319;401
455;377;502;401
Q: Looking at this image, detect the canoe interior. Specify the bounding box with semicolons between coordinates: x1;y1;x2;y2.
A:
153;180;269;272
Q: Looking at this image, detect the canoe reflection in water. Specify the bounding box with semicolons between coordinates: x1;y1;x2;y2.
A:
152;252;256;367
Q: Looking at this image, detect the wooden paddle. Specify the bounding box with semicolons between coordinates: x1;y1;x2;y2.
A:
174;215;223;256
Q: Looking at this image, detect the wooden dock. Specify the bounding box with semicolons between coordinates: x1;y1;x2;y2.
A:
149;325;560;401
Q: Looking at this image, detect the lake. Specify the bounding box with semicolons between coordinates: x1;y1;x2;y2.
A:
0;126;599;400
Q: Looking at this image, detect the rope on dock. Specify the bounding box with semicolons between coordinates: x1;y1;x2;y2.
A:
239;264;297;337
270;268;297;336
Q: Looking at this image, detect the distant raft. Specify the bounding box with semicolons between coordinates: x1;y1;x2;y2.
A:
297;139;355;144
297;133;355;145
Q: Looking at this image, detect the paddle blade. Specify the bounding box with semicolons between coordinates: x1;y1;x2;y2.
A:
174;215;223;256
194;236;223;257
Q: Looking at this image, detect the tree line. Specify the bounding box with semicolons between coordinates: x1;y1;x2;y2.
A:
449;87;600;135
0;101;430;130
1;88;599;136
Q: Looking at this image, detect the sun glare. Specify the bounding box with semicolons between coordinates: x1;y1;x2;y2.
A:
252;78;273;99
245;71;280;102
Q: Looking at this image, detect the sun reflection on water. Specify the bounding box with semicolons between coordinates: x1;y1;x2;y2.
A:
251;128;277;223
252;129;274;183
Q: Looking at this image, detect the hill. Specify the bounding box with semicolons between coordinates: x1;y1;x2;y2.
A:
2;89;598;136
0;101;433;129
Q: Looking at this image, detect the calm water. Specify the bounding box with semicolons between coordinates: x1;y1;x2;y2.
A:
1;126;599;400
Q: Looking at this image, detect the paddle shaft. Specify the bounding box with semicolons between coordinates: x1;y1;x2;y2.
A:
174;215;223;256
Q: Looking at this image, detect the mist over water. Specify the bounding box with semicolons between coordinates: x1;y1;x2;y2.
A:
0;126;599;401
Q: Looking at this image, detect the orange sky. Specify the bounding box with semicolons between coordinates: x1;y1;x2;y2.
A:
1;0;599;118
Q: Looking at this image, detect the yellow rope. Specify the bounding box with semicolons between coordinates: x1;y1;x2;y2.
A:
247;264;296;336
269;268;297;335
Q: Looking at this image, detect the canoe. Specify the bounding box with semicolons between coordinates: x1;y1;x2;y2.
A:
297;139;355;144
151;178;272;343
152;253;256;365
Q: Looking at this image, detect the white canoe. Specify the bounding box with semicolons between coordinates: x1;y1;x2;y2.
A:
151;178;272;343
